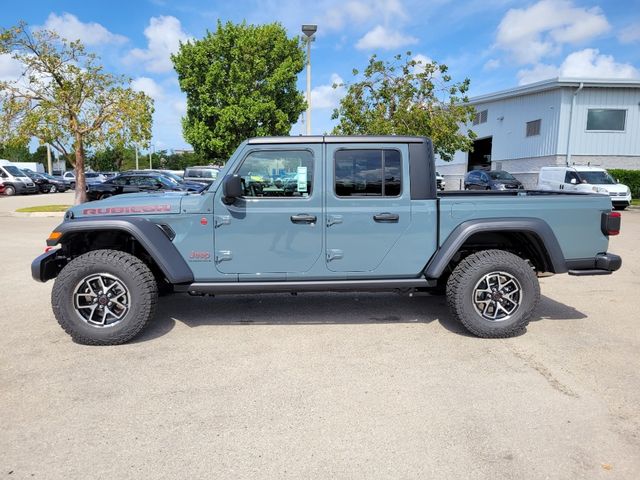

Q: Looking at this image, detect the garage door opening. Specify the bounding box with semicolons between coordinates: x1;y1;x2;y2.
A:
468;137;492;171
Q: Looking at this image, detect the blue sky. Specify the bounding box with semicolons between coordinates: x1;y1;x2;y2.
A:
2;0;639;153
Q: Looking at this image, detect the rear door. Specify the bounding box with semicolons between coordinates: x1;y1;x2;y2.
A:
325;144;411;272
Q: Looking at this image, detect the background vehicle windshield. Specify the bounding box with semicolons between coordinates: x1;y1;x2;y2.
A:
578;171;616;185
186;168;218;179
488;171;516;180
4;166;26;176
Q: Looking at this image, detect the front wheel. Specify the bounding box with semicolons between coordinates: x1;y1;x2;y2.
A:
51;250;158;345
446;249;540;338
49;184;57;193
4;185;16;196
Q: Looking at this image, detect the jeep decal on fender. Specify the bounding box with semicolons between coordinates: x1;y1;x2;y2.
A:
82;205;172;215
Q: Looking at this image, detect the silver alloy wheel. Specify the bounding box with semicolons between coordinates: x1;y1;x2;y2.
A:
73;273;130;327
472;271;522;322
50;184;57;193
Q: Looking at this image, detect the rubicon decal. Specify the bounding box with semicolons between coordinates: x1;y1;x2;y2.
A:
82;205;172;215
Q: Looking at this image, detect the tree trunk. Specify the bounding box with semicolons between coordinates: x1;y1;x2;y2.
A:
73;133;88;205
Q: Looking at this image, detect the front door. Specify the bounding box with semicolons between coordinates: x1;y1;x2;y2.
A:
325;144;411;272
213;145;323;275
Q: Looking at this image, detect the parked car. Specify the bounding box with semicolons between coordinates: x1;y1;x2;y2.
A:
0;181;4;195
86;172;188;201
0;160;37;195
183;166;220;185
85;172;107;184
537;166;631;210
436;171;446;191
39;173;68;193
61;171;76;189
122;170;205;192
24;171;56;193
464;170;524;190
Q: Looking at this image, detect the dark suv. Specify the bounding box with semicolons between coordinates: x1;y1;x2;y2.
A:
86;172;188;201
464;170;524;190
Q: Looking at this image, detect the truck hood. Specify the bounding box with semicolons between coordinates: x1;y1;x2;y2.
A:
67;191;187;219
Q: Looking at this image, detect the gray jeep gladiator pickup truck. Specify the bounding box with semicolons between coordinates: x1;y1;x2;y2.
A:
32;136;622;345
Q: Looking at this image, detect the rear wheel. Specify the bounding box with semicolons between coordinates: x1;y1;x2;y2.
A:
446;249;540;338
51;249;158;345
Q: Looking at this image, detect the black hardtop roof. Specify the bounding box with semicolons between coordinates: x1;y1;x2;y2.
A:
247;135;428;145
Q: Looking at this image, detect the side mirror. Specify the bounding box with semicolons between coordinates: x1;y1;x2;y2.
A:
222;174;243;204
570;178;577;185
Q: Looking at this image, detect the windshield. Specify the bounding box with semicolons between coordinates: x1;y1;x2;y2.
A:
85;172;101;178
488;171;516;181
4;166;26;176
160;171;183;183
577;171;616;185
186;168;218;179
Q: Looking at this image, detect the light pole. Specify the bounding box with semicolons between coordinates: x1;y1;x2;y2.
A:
301;24;317;135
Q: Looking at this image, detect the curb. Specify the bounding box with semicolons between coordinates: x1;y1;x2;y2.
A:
9;211;66;218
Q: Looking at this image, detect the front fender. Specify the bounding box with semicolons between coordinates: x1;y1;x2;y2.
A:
39;216;194;284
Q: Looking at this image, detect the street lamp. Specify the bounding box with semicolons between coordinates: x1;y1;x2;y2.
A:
301;24;317;135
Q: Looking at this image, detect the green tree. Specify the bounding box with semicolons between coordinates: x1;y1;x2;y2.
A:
172;21;305;160
332;53;476;161
0;23;154;203
0;142;31;162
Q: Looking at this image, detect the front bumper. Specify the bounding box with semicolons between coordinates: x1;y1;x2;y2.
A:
31;249;67;282
566;253;622;276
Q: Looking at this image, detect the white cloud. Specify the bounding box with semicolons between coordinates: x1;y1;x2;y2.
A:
496;0;610;64
310;73;345;109
618;23;640;44
39;13;127;46
517;48;639;85
483;58;501;71
323;0;407;32
131;77;164;100
127;16;190;73
412;54;433;74
0;54;24;82
356;25;418;50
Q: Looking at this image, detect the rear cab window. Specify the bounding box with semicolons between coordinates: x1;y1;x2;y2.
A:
334;149;402;197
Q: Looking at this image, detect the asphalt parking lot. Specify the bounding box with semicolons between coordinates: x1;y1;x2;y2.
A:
1;194;639;479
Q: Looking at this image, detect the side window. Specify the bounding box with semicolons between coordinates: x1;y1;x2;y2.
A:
564;171;580;184
111;176;127;186
235;150;313;198
334;149;402;197
0;169;7;178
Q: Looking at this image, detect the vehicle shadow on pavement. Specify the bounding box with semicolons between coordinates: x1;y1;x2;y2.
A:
135;292;587;343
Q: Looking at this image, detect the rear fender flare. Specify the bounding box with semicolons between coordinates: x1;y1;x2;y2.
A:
424;218;567;278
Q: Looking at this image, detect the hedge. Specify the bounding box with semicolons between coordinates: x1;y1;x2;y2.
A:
608;169;640;198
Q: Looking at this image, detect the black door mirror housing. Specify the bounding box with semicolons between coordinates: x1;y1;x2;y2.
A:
222;174;243;204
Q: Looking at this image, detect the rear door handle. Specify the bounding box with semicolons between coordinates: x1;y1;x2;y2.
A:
291;214;317;224
373;212;399;223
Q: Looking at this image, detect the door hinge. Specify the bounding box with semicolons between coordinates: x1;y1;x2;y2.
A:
215;250;233;263
326;215;343;227
326;249;344;262
214;215;231;228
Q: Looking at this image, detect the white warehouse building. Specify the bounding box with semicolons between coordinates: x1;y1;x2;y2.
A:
437;77;640;189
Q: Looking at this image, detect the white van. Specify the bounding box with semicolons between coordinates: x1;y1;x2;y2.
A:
0;159;37;196
537;166;632;210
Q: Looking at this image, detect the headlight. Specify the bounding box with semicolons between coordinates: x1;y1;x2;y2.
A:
497;184;506;190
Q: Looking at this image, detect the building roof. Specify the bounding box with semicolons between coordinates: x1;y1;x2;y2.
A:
469;77;640;105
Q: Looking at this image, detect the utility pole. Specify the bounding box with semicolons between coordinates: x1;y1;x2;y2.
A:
135;144;139;170
46;143;52;174
301;24;317;135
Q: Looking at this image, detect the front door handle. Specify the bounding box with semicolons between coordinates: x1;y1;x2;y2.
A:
373;212;399;223
291;214;317;224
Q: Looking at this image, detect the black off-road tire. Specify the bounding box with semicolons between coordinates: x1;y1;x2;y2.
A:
52;249;158;345
446;249;540;338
